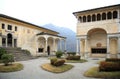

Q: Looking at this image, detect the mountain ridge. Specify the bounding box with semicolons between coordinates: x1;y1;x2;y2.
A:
43;23;76;52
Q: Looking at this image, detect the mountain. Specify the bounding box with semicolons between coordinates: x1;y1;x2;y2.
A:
43;24;76;52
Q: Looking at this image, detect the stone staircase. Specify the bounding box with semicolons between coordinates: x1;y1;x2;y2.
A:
2;47;36;61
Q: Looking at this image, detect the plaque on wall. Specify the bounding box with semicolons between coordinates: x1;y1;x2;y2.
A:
96;43;102;47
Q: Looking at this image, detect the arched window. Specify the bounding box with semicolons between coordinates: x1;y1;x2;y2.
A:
97;14;101;21
7;33;12;47
107;12;112;19
83;16;86;22
78;16;82;22
102;13;106;20
113;11;118;19
87;15;91;22
92;14;96;21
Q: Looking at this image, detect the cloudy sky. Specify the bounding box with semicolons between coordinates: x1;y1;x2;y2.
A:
0;0;120;32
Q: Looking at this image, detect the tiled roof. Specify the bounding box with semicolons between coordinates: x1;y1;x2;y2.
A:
73;4;120;14
36;32;66;39
0;14;59;34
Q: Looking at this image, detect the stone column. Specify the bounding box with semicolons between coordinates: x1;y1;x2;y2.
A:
45;37;48;55
53;38;56;54
59;39;62;51
106;36;110;58
76;38;79;55
118;10;120;32
12;38;14;48
36;37;38;56
6;37;7;47
118;36;120;58
117;10;120;19
64;39;66;52
85;37;88;58
79;38;81;55
85;37;88;52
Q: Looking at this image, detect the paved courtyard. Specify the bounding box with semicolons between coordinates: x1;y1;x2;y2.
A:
0;57;104;79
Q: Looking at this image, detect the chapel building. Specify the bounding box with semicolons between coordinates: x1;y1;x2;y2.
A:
73;4;120;58
0;14;66;56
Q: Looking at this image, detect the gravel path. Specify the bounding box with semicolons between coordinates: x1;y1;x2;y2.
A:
0;57;103;79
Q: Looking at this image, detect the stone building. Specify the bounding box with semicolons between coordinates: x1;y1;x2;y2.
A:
73;4;120;58
0;14;66;56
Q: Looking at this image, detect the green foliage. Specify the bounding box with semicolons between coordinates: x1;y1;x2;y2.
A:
66;55;80;60
106;58;120;63
41;63;73;73
67;52;76;56
54;59;65;67
0;48;7;59
84;67;120;78
50;58;58;65
56;51;63;58
50;58;65;67
99;61;120;71
1;54;14;66
22;49;31;55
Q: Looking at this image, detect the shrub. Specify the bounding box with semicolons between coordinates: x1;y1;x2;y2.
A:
56;51;63;58
54;59;65;67
66;56;80;60
106;58;120;63
50;58;58;65
1;54;14;66
22;49;31;55
67;52;76;56
0;48;7;59
99;61;120;72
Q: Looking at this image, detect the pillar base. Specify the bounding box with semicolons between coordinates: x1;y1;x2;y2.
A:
106;53;110;58
118;53;120;58
76;53;80;56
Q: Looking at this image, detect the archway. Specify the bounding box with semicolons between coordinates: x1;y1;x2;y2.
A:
87;28;107;54
7;33;12;47
37;37;45;53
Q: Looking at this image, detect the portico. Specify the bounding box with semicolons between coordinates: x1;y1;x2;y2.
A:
36;32;66;56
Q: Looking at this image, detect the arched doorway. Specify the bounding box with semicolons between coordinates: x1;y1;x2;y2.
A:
87;28;107;56
7;33;12;47
37;37;45;53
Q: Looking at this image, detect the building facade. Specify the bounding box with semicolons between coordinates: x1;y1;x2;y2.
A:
0;14;66;56
73;4;120;58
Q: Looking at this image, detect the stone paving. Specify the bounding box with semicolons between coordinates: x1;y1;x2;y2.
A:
0;57;104;79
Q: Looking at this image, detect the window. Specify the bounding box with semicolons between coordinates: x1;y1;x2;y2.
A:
102;13;106;20
113;11;118;19
92;48;107;54
92;14;96;21
8;25;12;30
83;16;86;22
79;16;82;22
15;26;17;31
2;23;5;29
107;12;112;19
87;15;91;22
97;14;101;21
